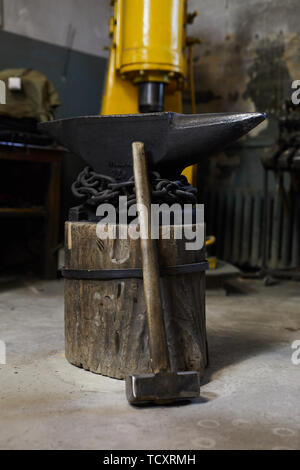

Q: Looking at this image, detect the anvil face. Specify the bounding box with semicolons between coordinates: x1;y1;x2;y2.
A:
39;111;266;180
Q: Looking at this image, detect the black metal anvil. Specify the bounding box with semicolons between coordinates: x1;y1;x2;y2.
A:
39;112;266;180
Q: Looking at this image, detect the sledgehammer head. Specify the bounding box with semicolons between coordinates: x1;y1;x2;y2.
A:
126;371;200;405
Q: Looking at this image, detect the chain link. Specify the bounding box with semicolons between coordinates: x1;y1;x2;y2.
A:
72;167;197;207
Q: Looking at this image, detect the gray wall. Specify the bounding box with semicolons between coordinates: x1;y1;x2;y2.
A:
0;1;112;223
187;0;299;118
1;0;111;58
0;30;107;119
1;1;112;119
0;29;108;221
179;0;300;195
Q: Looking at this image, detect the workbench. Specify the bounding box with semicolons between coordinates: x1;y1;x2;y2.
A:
0;141;63;279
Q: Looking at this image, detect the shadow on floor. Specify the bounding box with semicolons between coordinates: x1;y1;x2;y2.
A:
202;329;282;386
0;276;25;293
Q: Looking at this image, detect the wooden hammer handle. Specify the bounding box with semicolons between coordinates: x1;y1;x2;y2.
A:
132;142;170;373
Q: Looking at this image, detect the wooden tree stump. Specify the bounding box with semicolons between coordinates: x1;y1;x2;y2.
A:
64;222;208;379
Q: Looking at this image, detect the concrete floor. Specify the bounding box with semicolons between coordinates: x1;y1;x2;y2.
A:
0;278;299;450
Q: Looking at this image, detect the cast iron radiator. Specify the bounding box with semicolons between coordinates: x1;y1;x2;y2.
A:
202;185;300;270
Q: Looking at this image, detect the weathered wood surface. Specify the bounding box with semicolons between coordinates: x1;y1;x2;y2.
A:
65;222;208;379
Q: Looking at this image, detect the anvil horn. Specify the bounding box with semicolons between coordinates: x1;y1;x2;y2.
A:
39;111;266;180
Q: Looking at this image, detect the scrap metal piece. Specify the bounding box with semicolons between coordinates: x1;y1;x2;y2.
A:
39;111;266;180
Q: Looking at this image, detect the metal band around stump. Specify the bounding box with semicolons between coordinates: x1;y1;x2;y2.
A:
62;260;209;280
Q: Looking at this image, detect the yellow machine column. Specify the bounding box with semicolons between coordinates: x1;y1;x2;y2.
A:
101;0;197;184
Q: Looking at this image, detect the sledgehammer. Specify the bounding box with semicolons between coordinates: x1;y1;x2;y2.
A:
125;142;200;405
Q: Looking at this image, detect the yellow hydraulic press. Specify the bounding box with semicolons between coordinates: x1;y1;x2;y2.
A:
101;0;198;185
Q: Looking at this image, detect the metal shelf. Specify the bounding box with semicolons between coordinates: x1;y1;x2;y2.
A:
0;207;46;218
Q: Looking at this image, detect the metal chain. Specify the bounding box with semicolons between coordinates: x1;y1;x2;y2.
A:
72;166;197;207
